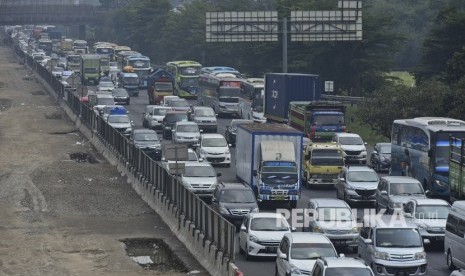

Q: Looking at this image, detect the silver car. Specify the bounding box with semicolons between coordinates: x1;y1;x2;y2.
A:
172;121;201;146
106;114;133;137
142;105;171;130
178;162;220;197
336;166;379;206
188;106;218;133
375;176;427;214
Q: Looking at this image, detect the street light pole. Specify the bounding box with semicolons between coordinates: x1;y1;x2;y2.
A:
282;17;288;73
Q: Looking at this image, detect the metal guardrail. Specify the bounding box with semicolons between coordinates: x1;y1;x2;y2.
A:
321;93;367;104
14;45;236;262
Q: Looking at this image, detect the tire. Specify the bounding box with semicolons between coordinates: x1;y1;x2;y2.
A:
375;162;380;172
447;250;456;270
275;265;279;276
239;242;245;254
375;202;380;213
245;243;252;261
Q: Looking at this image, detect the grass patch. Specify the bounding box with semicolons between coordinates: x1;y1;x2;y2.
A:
345;104;389;146
386;71;416;87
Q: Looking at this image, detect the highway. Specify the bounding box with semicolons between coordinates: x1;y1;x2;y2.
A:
122;90;450;276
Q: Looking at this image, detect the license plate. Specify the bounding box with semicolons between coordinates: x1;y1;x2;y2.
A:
332;240;347;246
265;247;277;253
273;195;286;200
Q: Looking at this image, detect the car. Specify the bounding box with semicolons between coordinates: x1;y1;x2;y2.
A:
51;66;64;79
370;143;392;172
162;95;180;106
177;162;220;198
451;270;465;276
224;119;253;146
310;257;375;276
112;88;130;105
142;106;172;130
375;176;427;214
166;98;190;112
130;129;162;160
403;198;450;244
445;201;465;271
197;133;231;167
92;93;115;116
101;105;128;121
97;81;115;92
161;111;189;140
211;182;258;227
358;215;428;276
336;166;379;206
172;121;201;146
276;232;338;276
306;198;359;252
162;148;203;174
106;114;133;137
332;133;368;164
188;106;218;133
239;212;294;260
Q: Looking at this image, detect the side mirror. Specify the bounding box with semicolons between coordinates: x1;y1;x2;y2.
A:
278;252;287;259
291;227;297;232
253;170;257;176
364;142;368;145
172;129;175;132
339;253;345;257
130;120;134;125
217;173;222;177
380;190;388;195
240;225;247;232
339;177;345;182
200;129;204;133
372;150;378;154
404;213;412;218
365;238;373;245
423;239;431;245
425;190;431;196
228;144;232;147
198;158;204;162
211;198;217;203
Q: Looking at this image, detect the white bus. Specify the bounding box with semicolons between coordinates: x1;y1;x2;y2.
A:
197;73;242;116
238;78;266;123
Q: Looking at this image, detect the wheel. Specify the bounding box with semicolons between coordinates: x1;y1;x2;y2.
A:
447;250;456;270
344;192;349;203
336;188;341;199
375;162;380;172
239;241;245;254
244;243;252;261
375;202;380;213
275;265;279;276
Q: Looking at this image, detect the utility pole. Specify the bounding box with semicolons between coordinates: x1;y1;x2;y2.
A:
282;17;288;73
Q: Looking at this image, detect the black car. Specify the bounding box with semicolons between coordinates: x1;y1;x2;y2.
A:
224;119;253;146
161;111;189;140
112;88;130;105
369;142;391;172
211;182;258;228
130;129;162;160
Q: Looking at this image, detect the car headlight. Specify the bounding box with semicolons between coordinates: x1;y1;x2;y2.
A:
418;224;427;230
435;180;446;187
225;149;230;154
183;182;192;188
414;252;426;260
374;251;390;260
290;265;302;275
250;207;259;213
391;202;403;209
219;206;229;215
380;156;386;161
249;235;258;243
346;185;355;190
313;226;323;233
351;227;359;233
176;136;182;139
200;149;207;155
164;126;171;129
361;151;367;156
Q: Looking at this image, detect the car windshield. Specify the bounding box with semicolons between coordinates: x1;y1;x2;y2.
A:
324;268;373;276
108;116;129;123
220;190;256;203
376;228;422;247
154;82;173;91
165;114;188;123
100;83;113;87
339;136;364;145
389;182;423;195
317;208;353;221
195;109;215;117
290;243;337;260
169;100;189;107
113;90;128;96
98;98;114;105
151;108;169;116
84;68;97;74
124;77;139;84
347;171;379;182
202;137;227;147
378;144;391;154
177;125;199;132
188;151;198;161
134;133;158;141
415;205;450;219
250;217;289;231
183;165;216;177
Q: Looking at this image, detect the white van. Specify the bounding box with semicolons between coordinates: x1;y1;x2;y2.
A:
445;201;465;270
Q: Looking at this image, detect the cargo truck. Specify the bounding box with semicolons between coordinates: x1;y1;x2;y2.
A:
147;69;175;104
264;73;321;122
235;123;303;208
302;142;344;187
449;136;465;202
288;101;346;141
80;54;101;85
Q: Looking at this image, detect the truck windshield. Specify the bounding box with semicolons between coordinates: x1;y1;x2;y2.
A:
219;87;240;98
180;67;201;76
261;166;298;184
311;149;343;166
84;68;98;74
312;113;344;126
124;77;139;85
180;77;198;87
155;82;173;91
376;228;422;248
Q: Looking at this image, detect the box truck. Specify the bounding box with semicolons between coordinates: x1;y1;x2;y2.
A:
235;123;303;208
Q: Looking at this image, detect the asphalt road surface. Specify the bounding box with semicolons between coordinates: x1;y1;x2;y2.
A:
122;89;451;276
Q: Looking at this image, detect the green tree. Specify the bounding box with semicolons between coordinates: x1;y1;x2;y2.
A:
445;47;465;85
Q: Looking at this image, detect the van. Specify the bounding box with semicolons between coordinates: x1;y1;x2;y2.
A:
445;201;465;270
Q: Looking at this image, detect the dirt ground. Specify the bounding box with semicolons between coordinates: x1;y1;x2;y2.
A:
0;44;208;276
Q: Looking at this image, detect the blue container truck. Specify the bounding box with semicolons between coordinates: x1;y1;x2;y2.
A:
264;73;321;122
235;123;303;208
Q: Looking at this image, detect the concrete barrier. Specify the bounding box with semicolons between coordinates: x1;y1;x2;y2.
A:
32;68;244;276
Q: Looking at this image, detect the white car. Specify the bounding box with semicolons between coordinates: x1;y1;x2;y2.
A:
162;95;180;106
97;81;115;92
178;162;220;198
51;66;64;79
142;105;172;130
332;133;367;164
239;212;293;260
172;121;201;145
276;233;338;276
197;133;231;167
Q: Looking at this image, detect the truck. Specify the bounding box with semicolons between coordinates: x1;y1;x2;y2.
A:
147;68;175;104
59;39;74;56
288;101;346;141
118;72;140;96
264;73;321;122
80;54;101;85
449;136;465;202
235;123;303;208
302;142;344;187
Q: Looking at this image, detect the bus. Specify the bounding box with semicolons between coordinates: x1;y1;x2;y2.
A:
166;61;202;98
123;55;151;88
38;39;53;55
95;45;115;60
72;39;88;54
390;117;465;197
238;78;266;123
197;74;242;116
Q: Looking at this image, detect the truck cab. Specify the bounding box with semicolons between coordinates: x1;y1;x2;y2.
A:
118;72;140;97
303;142;344;187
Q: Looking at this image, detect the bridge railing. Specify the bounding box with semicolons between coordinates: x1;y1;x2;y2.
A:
14;44;236;266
